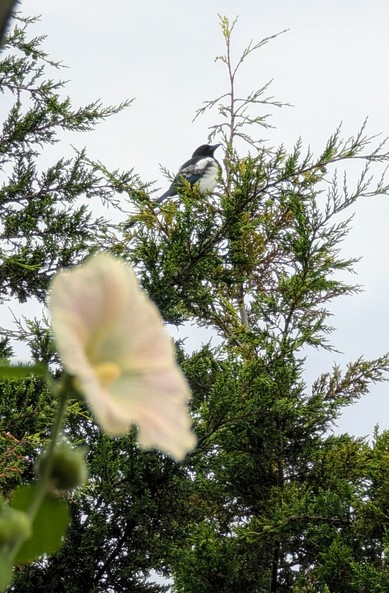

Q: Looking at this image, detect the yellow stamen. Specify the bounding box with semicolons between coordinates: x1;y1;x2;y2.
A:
94;362;121;386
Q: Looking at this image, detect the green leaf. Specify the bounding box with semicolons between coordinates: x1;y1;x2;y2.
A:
0;363;46;379
10;484;69;564
0;552;13;591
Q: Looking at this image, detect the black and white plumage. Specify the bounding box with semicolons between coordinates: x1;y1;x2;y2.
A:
156;143;221;204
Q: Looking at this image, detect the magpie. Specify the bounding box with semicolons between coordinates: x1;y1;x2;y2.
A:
156;143;221;203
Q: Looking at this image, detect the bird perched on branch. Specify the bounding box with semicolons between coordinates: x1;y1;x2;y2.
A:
156;143;221;203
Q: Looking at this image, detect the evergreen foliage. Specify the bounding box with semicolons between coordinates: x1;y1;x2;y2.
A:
0;15;137;304
124;16;389;593
2;13;389;593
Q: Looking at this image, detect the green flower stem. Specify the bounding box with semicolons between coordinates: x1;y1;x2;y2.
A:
7;372;72;562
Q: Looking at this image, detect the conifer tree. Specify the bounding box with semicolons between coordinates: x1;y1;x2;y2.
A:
0;15;136;305
1;16;176;593
3;13;389;593
123;16;389;593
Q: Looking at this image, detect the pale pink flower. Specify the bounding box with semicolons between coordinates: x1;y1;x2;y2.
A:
48;253;196;460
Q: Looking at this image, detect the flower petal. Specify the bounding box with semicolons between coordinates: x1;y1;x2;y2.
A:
49;253;196;460
76;367;196;460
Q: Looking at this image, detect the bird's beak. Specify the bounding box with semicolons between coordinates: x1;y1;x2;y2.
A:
212;143;222;151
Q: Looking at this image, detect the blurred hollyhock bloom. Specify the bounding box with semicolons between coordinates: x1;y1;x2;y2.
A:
48;252;196;460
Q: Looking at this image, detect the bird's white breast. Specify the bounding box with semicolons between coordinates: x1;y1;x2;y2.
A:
197;158;219;195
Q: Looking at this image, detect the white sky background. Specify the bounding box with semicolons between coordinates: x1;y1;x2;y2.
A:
5;0;389;438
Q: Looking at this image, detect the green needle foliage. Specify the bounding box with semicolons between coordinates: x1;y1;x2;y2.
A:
123;16;389;593
3;12;389;593
0;15;187;593
0;15;139;304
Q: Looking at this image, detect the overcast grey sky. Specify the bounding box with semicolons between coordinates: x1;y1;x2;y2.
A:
6;0;389;437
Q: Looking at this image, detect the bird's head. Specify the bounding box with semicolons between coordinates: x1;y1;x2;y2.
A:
192;144;221;158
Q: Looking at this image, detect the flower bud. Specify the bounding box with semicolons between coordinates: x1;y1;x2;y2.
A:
36;444;87;491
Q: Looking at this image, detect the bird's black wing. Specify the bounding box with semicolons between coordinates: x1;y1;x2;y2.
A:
177;156;213;185
156;156;215;203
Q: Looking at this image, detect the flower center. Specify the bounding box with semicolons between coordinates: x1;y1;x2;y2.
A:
94;362;121;386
